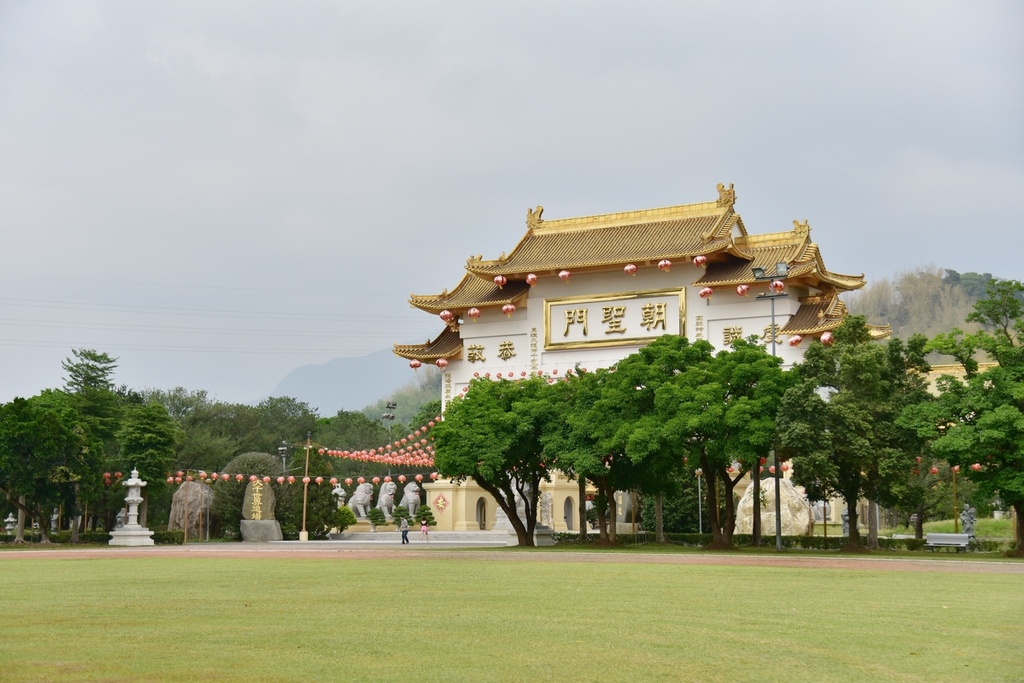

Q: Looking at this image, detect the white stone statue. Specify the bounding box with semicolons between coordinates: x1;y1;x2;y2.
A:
734;478;812;536
331;483;347;509
376;481;397;520
399;481;421;518
347;483;374;518
539;492;553;529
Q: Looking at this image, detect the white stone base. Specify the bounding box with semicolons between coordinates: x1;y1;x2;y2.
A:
109;526;155;546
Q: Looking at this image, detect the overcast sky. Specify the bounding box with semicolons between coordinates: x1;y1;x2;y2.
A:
1;1;1021;408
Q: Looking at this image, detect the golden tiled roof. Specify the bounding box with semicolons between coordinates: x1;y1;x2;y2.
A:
393;326;463;361
779;293;891;339
462;196;741;278
780;294;849;335
695;220;866;292
409;274;530;314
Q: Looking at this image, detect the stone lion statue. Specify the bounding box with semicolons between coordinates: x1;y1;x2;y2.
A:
347;483;374;518
399;481;421;518
376;481;397;520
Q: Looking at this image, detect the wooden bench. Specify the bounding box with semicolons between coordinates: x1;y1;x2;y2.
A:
924;533;971;552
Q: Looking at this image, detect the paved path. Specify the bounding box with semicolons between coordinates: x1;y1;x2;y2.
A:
3;542;1023;574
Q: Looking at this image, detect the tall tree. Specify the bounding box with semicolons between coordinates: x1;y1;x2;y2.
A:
0;392;95;541
777;317;931;550
914;279;1024;554
432;377;559;546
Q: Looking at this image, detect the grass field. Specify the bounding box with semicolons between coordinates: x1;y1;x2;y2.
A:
1;551;1022;682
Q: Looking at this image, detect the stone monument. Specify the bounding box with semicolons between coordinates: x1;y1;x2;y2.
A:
347;482;374;518
734;478;812;536
959;503;977;538
376;481;397;521
167;481;213;540
109;468;155;546
239;479;283;542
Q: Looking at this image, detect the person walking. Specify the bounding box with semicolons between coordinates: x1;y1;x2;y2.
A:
420;519;429;542
399;516;410;544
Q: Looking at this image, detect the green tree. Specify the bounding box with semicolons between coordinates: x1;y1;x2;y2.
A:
432;377;559;546
915;280;1024;554
777;317;931;550
0;392;95;542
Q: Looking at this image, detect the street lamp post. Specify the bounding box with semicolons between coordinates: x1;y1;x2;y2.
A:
695;468;703;534
753;262;789;551
299;432;312;542
278;440;289;474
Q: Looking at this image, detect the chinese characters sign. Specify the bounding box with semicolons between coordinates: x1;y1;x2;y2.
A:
544;289;684;350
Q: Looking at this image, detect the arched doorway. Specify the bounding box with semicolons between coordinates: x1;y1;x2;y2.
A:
476;498;487;530
563;497;575;531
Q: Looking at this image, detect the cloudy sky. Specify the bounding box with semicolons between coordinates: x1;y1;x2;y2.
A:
1;1;1021;409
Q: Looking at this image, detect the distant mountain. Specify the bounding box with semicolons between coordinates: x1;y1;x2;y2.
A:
270;349;413;417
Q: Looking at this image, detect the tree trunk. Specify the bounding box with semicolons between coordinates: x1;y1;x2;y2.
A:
577;478;588;542
15;496;26;543
655;492;665;543
843;498;862;551
703;461;727;548
604;481;618;544
914;504;925;539
867;500;879;550
1012;501;1024;558
751;462;762;546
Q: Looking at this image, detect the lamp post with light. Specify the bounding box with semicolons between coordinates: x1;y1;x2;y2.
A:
695;468;703;534
277;440;289;475
752;262;789;551
299;432;312;542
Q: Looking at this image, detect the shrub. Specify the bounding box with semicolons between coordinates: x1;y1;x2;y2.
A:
153;531;184;545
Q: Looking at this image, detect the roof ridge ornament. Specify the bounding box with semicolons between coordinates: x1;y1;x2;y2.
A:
793;219;810;235
526;205;544;230
716;183;736;208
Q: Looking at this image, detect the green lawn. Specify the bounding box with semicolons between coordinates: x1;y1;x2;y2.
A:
1;553;1021;682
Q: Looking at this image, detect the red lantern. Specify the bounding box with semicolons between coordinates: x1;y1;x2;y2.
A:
788;335;803;347
436;358;449;369
302;476;310;484
357;477;365;484
624;263;637;276
177;470;184;477
249;475;257;482
383;476;391;483
467;307;480;322
768;466;776;475
526;273;538;287
971;463;982;471
260;476;269;483
558;269;571;282
781;463;789;472
952;465;960;473
277;477;285;484
312;476;321;485
233;474;243;482
760;457;767;465
221;474;230;481
502;303;516;318
699;287;714;299
821;331;834;345
167;476;174;484
693;255;708;268
330;477;338;485
494;275;507;289
658;259;672;272
929;467;939;475
114;472;122;479
430;472;438;480
736;284;750;296
174;476;182;484
770;279;785;294
415;474;424;482
409;358;422;370
198;471;207;479
344;478;353;486
372;477;380;485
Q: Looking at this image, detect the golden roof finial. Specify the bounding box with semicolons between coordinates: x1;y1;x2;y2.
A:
716;183;736;208
793;219;810;234
526;206;544;230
